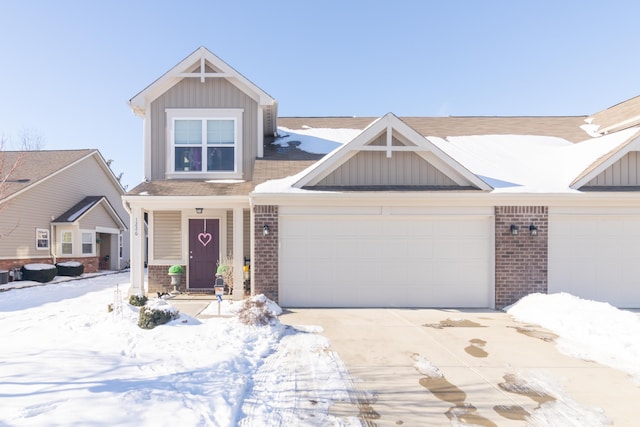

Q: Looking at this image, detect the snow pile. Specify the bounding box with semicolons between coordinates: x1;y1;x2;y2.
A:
507;292;640;382
0;273;356;426
22;263;56;271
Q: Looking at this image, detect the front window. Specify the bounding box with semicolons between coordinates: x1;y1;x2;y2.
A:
61;231;73;255
174;119;235;172
82;232;94;255
36;228;49;250
167;108;242;178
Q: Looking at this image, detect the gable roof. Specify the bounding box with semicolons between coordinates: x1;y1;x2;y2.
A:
587;95;640;136
291;113;492;191
278;115;590;142
570;127;640;189
129;46;278;136
52;195;127;230
0;149;124;203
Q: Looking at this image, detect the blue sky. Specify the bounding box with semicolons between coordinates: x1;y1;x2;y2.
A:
1;1;639;189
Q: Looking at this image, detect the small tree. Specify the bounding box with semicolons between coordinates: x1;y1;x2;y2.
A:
216;255;234;295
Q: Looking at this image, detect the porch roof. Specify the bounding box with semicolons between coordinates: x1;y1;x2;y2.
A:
126;160;316;196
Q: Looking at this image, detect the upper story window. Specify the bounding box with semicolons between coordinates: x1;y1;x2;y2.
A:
166;108;243;179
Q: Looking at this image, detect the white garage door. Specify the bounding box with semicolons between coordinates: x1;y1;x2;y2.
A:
549;215;640;308
279;215;493;307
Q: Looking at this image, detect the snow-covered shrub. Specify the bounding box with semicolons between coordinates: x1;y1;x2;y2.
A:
128;294;148;306
56;261;84;277
236;294;282;326
137;300;179;329
21;264;57;283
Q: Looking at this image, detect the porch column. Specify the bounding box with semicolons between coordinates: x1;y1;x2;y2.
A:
129;205;145;296
232;207;244;300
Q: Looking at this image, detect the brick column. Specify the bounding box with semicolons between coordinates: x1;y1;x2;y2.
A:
253;205;279;302
495;206;548;308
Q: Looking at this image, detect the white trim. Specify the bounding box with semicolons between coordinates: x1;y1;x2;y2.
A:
257;106;264;158
35;228;50;251
60;230;73;255
571;133;640;189
293;113;492;191
81;230;96;256
129;47;276;112
165;108;244;179
96;226;121;234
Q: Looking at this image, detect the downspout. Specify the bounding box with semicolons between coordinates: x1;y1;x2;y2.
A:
50;220;56;264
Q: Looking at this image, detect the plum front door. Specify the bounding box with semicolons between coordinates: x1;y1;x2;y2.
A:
188;218;219;290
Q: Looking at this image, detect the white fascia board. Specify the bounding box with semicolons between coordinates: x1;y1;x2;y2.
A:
122;195;250;210
129;47;275;115
251;189;640;209
293;112;491;190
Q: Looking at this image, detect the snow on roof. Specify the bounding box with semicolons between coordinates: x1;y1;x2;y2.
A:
256;125;640;194
274;126;362;154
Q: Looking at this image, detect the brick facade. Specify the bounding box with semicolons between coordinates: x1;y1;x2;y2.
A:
0;257;99;280
495;206;548;308
253;205;279;302
147;264;186;295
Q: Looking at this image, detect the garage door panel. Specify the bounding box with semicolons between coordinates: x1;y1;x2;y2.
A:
280;215;492;307
549;216;640;308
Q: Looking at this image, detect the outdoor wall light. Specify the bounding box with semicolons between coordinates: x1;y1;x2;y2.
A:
195;207;203;214
263;224;270;236
510;224;519;236
529;224;538;236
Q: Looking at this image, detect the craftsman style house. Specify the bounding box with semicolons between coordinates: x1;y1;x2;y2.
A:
124;47;640;309
0;149;129;276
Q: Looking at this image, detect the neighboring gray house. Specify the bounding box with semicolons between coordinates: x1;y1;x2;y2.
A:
0;149;129;275
124;47;640;309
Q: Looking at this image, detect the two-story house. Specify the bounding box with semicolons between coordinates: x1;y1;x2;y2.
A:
124;47;640;309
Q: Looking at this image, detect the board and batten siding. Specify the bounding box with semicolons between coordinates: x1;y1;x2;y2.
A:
149;78;259;181
79;204;120;230
0;155;128;260
315;151;457;187
586;151;640;186
152;211;182;260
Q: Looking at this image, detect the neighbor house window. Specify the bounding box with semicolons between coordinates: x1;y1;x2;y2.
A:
82;232;94;255
167;109;243;177
119;233;123;258
61;231;73;255
36;228;49;250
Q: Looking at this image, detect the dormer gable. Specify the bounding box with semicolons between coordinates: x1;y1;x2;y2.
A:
293;113;492;191
129;47;278;181
571;128;640;190
129;47;277;136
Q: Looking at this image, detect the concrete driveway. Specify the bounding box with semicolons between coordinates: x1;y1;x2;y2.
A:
279;308;639;426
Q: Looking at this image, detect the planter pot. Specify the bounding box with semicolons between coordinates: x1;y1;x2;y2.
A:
169;273;182;286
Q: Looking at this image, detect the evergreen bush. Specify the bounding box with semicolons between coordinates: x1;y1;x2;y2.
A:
137;306;179;329
128;294;148;306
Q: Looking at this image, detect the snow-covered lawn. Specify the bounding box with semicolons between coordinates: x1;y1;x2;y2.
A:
0;272;357;426
1;273;639;426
